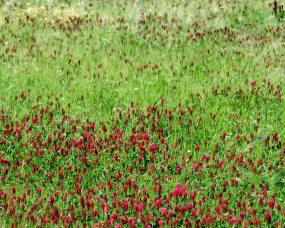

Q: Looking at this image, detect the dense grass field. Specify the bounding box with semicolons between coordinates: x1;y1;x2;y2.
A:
1;0;285;227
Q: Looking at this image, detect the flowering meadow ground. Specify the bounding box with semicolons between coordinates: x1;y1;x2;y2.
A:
1;0;285;227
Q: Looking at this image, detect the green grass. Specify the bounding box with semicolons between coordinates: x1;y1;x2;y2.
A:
0;0;285;227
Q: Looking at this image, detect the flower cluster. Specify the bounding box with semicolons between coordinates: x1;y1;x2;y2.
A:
0;0;285;227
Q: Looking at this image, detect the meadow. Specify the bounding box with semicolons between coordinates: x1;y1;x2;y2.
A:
0;0;285;227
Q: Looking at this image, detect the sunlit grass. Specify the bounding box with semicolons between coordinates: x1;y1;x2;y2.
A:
0;0;285;227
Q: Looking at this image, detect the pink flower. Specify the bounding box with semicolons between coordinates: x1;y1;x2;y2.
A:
246;206;251;214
